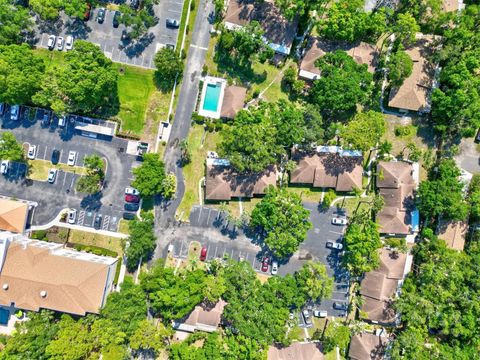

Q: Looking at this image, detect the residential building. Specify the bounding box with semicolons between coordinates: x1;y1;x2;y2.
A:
359;248;411;325
442;0;464;12
173;300;226;333
220;85;247;119
348;332;390;360
376;161;416;236
388;34;438;113
205;158;277;201
268;342;324;360
290;146;363;192
0;199;29;234
299;37;378;80
437;220;467;251
223;0;299;55
0;232;118;316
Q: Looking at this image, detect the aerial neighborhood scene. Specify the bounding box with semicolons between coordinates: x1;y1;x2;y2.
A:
0;0;479;358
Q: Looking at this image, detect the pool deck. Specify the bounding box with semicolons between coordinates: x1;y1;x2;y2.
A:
198;76;227;119
0;305;28;335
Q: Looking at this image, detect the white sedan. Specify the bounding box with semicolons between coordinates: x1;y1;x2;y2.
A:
125;187;140;196
67;209;77;224
65;35;74;50
67;151;77;166
332;217;348;226
27;145;37;160
0;160;9;175
47;34;56;50
47;169;58;183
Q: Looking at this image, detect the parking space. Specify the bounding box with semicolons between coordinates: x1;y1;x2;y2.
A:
34;0;184;69
0;105;140;231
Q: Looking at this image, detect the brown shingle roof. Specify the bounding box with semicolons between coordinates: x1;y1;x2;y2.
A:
0;199;28;233
220;86;247;119
299;37;378;79
442;0;460;12
377;161;415;189
378;248;407;280
437;220;467;251
348;333;389;360
224;0;298;54
388;35;436;112
0;239;116;316
184;300;226;331
205;160;277;201
268;342;324;360
291;150;363;192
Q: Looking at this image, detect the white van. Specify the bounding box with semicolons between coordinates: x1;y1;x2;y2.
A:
58;115;66;127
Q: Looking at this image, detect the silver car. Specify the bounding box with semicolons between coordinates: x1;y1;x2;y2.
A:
56;36;64;50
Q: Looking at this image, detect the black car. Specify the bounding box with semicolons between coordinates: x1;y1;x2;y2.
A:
121;29;130;41
333;302;348;311
51;149;60;165
42;112;51;126
94;214;102;229
130;0;139;9
124;203;139;211
113;11;121;27
123;212;136;220
97;8;106;23
166;18;179;28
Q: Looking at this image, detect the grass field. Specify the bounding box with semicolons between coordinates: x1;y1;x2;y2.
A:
27;159;87;181
286;184;324;204
68;229;123;255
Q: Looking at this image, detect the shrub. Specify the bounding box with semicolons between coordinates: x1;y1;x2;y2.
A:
32;230;47;240
394;125;414;137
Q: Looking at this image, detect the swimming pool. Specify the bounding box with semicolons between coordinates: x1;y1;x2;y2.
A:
0;308;9;325
202;83;222;112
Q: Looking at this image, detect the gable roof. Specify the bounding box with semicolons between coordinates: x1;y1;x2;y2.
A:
377;161;415;189
0;234;117;316
0;199;28;233
299;37;378;79
268;342;324;360
437;220;467;251
224;0;299;55
205;159;277;201
220;85;247;119
388;34;437;112
177;300;227;333
348;333;389;360
442;0;461;12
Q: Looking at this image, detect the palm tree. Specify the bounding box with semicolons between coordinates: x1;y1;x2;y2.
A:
378;140;393;159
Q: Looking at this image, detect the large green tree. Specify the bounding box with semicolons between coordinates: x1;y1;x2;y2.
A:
33;41;118;114
131;153;166;197
124;212;157;271
294;261;333;301
387;48;413;87
309;50;373;120
0;44;45;105
0;132;24;162
119;0;158;40
154;47;183;91
29;0;88;20
250;187;311;258
340;111;385;151
76;154;104;194
0;0;33;45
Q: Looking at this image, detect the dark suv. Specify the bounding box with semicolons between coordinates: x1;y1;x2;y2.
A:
94;214;103;229
97;8;106;23
113;11;121;27
124;203;139;211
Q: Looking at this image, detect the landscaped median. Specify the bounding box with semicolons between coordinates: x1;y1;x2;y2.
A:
27;159;87;181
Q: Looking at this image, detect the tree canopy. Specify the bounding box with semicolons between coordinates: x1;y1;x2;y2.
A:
387;48;413;87
340;111;385;151
76;154;104;194
132;153;167;197
29;0;89;20
250;187;311;258
294;261;333;301
154;47;184;91
0;0;33;45
0;44;45;105
124;212;157;271
0;132;24;162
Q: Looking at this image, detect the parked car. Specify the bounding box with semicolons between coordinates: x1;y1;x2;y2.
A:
113;11;121;27
200;247;207;261
166;18;179;28
130;0;139;9
0;103;4;115
65;35;74;50
67;151;77;166
124;203;139;211
313;310;328;318
58;115;66;127
121;29;130;41
123;212;136;220
97;8;106;23
27;145;37;160
67;209;77;224
125;194;140;203
261;257;269;272
47;34;56;50
42;112;51;126
47;169;58;183
332;217;348;226
94;214;102;229
271;261;278;275
51;149;60;164
1;160;9;175
326;241;343;250
333;302;348;311
125;187;140;196
56;36;64;50
10;105;20;121
302;309;312;326
84;3;92;20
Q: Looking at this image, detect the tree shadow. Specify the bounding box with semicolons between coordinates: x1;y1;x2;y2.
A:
80;192;103;211
123;32;155;58
214;50;267;86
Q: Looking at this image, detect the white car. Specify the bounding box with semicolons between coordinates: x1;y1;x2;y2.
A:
47;168;58;183
47;34;56;50
0;160;9;175
10;105;20;121
271;261;278;275
332;217;348;226
56;36;64;50
125;187;140;196
27;145;37;160
326;241;343;250
67;209;77;224
67;151;77;166
65;35;74;50
313;310;328;318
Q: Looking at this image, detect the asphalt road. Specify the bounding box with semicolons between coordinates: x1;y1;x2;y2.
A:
154;0;213;230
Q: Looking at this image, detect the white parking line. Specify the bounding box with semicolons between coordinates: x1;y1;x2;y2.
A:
329;230;343;235
213;246;218;258
43;146;48;160
78;210;85;226
69;174;76;190
168;9;182;13
62;172;68;188
230;249;234;259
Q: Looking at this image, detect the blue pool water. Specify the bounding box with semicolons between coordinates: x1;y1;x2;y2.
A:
0;308;9;325
203;83;222;112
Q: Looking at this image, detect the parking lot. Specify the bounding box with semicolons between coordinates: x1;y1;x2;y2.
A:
35;0;184;69
0;105;140;231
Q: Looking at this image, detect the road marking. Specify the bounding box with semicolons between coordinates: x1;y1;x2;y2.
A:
230;249;234;259
69;174;76;190
102;215;110;230
213;246;218;258
329;230;343;235
252;257;256;268
222;248;226;258
190;44;208;50
43;146;48;160
62;172;67;188
78;210;85;226
168;9;182;13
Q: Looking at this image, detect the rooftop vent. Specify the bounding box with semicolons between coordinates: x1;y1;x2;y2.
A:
2;283;8;290
40;290;47;298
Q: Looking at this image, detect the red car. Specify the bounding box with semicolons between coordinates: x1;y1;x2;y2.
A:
125;194;140;203
261;257;269;272
83;3;92;21
200;247;207;261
